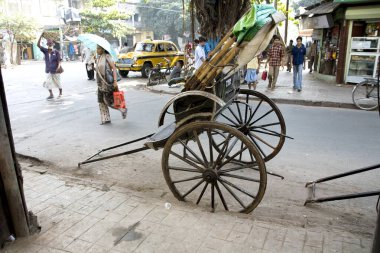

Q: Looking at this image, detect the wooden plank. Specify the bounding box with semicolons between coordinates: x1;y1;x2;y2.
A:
0;68;29;238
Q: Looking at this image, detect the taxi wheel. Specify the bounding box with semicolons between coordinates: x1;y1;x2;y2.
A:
142;63;153;78
119;70;129;78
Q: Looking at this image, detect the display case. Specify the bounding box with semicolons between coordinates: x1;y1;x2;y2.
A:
347;37;380;83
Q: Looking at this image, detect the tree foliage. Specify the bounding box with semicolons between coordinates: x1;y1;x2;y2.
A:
138;0;190;45
0;13;38;64
0;13;37;43
80;0;134;38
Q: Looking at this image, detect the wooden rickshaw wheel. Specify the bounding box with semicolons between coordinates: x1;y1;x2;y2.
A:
162;121;267;214
215;89;287;162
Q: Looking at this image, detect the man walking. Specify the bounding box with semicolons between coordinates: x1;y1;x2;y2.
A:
265;35;284;89
286;40;293;72
194;37;206;70
291;36;306;92
82;46;95;81
308;40;317;73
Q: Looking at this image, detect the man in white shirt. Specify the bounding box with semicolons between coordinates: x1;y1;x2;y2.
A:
82;47;95;80
194;37;206;70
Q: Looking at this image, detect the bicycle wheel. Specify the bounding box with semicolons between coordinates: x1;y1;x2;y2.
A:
352;81;378;110
147;71;159;86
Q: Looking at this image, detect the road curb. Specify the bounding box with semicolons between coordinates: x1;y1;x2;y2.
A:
146;87;358;110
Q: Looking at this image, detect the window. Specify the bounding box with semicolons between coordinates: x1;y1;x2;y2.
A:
166;43;176;52
157;44;165;52
135;43;154;52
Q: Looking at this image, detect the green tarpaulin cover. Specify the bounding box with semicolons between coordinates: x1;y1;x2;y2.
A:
233;4;277;43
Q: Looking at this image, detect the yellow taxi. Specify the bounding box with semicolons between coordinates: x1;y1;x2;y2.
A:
116;40;185;78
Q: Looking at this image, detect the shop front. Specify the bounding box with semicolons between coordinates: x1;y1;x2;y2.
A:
343;5;380;83
297;2;344;83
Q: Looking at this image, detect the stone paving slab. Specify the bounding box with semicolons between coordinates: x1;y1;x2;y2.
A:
1;169;373;253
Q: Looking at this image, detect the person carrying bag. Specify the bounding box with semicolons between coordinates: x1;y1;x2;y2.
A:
95;45;127;125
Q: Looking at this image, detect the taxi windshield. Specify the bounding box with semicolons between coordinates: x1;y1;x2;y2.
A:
135;43;155;52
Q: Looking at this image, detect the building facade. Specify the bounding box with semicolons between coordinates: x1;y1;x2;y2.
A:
297;0;380;84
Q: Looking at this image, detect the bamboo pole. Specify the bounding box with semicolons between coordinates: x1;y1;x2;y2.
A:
185;32;235;90
186;37;236;90
199;47;240;90
0;69;29;238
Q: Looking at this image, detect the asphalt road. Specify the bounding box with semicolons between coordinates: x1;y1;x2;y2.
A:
3;61;380;236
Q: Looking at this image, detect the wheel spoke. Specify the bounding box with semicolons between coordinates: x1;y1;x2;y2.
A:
251;122;280;129
238;141;244;161
250;109;274;126
212;134;232;170
220;137;239;164
169;166;201;173
218;180;246;209
220;112;239;126
235;102;244;124
244;99;249;123
215;181;228;211
211;184;215;211
251;129;283;138
247;133;267;158
220;164;256;173
227;106;242;125
182;179;205;198
245;99;263;124
169;151;204;172
179;140;207;167
248;132;276;150
193;130;209;167
172;175;203;184
207;130;214;166
219;146;248;168
219;178;256;199
220;172;261;183
196;182;209;204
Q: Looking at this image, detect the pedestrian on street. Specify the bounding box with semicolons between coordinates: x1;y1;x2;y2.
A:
291;36;306;92
119;42;131;54
68;42;75;61
265;35;284;89
169;61;183;81
286;40;294;72
245;56;260;90
194;37;206;70
95;45;127;125
204;39;211;59
308;40;317;73
82;46;95;81
37;33;63;100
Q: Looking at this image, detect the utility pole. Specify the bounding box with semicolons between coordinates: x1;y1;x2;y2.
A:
285;0;289;43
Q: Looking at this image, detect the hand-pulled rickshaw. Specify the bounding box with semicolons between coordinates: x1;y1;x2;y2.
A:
79;5;290;214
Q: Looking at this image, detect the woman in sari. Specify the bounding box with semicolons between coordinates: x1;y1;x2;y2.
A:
96;45;127;125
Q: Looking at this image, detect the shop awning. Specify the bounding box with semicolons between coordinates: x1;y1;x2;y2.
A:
299;29;313;37
302;2;341;17
345;5;380;19
334;0;379;3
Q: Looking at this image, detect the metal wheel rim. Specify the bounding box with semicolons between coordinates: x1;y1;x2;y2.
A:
352;82;379;111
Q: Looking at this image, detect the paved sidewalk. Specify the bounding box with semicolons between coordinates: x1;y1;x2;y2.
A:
147;69;357;109
1;165;372;253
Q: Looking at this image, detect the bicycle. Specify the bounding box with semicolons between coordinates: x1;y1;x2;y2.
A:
147;62;167;86
352;78;379;111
